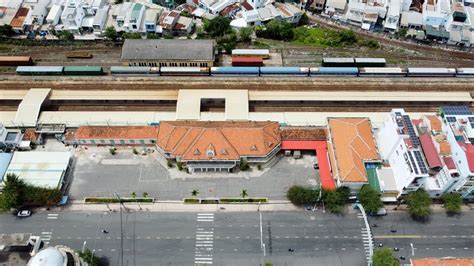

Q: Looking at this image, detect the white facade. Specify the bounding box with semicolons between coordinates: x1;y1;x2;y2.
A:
376;109;429;197
384;0;401;31
60;0;86;33
422;0;450;28
46;5;63;25
209;0;236;15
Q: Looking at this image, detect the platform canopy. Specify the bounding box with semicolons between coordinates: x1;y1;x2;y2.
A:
14;88;51;127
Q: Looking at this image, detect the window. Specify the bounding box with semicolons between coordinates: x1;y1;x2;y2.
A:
130;139;135;144
100;140;105;144
120;140;125;144
140;140;145;144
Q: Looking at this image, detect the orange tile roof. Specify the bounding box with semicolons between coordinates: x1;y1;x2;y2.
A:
73;126;159;140
412;257;474;266
328;118;380;183
438;140;451;156
10;7;28;28
157;121;280;161
22;128;39;141
427;115;442;132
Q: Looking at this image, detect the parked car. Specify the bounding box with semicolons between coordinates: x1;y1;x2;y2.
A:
17;210;32;218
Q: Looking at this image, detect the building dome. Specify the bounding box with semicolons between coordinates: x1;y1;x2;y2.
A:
28;247;64;266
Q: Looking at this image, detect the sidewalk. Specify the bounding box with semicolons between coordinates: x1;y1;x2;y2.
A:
57;200;303;213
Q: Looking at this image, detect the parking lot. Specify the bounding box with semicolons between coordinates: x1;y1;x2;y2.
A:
68;146;320;201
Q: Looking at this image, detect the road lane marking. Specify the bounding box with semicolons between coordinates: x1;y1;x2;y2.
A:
373;235;421;239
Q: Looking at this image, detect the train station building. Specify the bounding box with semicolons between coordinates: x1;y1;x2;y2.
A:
121;39;216;67
155;121;281;173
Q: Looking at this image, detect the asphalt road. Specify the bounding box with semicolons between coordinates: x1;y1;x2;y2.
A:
368;212;474;262
1;210;473;265
0;210;367;266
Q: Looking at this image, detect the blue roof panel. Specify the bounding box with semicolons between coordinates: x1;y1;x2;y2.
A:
0;153;13;183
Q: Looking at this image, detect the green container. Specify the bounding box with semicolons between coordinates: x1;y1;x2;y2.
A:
63;66;103;75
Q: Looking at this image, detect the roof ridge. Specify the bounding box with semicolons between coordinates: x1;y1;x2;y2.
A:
217;127;239;155
160;124;176;151
181;127;205;156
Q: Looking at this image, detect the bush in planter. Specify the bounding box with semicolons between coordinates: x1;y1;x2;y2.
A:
184;198;200;204
109;147;116;155
177;161;184;171
257;164;263;171
132;148;139;155
167;160;173;168
239;159;249;171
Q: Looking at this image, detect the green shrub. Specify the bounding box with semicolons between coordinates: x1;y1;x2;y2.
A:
257;164;263;171
184;198;200;204
239;159;249;171
286;185;320;205
167;160;173;168
177;161;183;171
201;199;219;204
219;198;268;203
109;147;116;155
132;148;138;155
443;193;462;214
407;189;432;220
85;197;153;204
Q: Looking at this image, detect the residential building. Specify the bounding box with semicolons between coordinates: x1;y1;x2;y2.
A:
275;3;303;24
418;115;459;197
308;0;327;13
23;0;49;33
121;39;215;67
324;0;347;19
124;3;145;32
144;7;162;33
0;0;22;29
45;5;63;25
0;123;22;151
209;0;237;15
10;7;29;34
257;4;281;23
248;0;265;9
174;15;194;34
3;151;72;190
400;11;423;29
220;3;240;17
344;0;388;30
327;118;381;192
422;0;450;28
376;109;429;198
156;121;281;173
384;0;401;31
92;5;110;34
60;0;86;34
439;106;474;200
158;10;180;33
63;126;159;145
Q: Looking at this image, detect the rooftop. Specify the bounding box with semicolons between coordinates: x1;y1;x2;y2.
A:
157;121;280;161
412;257;474;266
67;126;159;140
280;127;327;140
328;118;380;183
419;134;443;169
10;7;28;28
121;39;215;61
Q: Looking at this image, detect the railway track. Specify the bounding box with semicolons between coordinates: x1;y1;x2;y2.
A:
0;76;473;92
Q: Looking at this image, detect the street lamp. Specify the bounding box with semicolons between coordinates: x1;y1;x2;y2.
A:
114;192;124;266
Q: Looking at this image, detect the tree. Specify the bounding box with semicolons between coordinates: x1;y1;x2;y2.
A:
191;189;199;197
298;12;309;26
443;193;462;214
241;189;248;198
407;189;432;220
131;192;136;199
57;31;74;41
321;187;350;213
358;184;383;214
338;30;357;45
105;26;118;41
286;185;319;205
372;247;399;266
78;248;100;266
0;24;14;37
398;28;408;38
0;173;25;211
122;32;141;39
239;27;253;42
239;158;249;171
257;20;294;41
146;32;159;39
203;16;232;37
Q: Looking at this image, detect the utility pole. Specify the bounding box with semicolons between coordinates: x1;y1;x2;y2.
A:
114;192;124;266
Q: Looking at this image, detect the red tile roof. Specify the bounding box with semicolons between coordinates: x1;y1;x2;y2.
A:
72;126;159;140
280;127;327;140
420;134;443;169
10;7;28;28
157;121;280;161
22;129;40;142
443;156;457;170
241;1;254;10
220;3;239;16
412;257;474;266
458;141;474;172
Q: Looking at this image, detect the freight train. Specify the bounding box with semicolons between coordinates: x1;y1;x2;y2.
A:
15;65;474;77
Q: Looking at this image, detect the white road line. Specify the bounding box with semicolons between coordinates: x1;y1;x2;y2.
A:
195;257;213;260
196;241;214;244
42;232;52;234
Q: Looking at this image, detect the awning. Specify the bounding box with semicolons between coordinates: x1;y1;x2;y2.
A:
14;88;51;127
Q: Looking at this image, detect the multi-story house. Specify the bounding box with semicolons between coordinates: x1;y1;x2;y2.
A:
344;0;387;30
440;106;474;200
384;0;401;31
376;109;430;198
422;0;450;29
418;115;459;197
60;0;86;34
124;3;145;32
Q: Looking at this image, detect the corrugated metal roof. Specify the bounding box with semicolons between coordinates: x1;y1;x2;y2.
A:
419;134;442;168
121;40;215;61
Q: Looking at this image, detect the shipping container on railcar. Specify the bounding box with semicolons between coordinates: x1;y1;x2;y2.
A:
259;67;309;76
456;68;474;77
110;66;153;75
63;66;103;75
0;56;33;66
407;68;456;77
160;67;209;76
16;66;64;75
231;49;270;59
358;67;406;76
210;67;260;76
354;58;386;67
231;56;264;67
310;67;359;76
322;58;355;67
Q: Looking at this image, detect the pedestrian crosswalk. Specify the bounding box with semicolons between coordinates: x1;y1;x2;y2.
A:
47;213;58;220
358;215;373;261
41;231;53;245
195;213;214;265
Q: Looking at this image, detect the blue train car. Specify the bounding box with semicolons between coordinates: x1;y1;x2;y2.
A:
16;66;64;75
310;67;359;76
259;67;309;76
210;67;259;76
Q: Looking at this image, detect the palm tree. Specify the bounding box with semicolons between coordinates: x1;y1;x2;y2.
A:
131;192;136;199
191;189;199;197
240;189;248;199
142;192;149;198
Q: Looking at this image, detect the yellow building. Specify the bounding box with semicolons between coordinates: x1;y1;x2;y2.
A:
121;39;216;67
